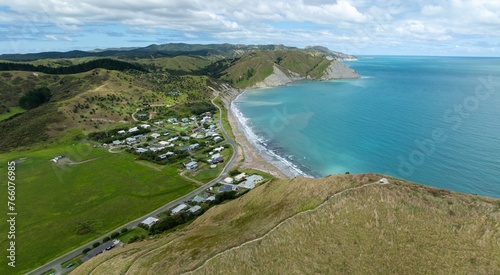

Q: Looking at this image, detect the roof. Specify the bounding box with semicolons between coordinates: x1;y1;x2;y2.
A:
141;217;159;227
219;184;239;193
171;203;188;214
192;195;206;203
188;205;202;213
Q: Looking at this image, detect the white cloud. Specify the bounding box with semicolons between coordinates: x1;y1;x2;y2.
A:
0;0;499;55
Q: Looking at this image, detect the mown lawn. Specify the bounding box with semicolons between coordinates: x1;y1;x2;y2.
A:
0;142;196;274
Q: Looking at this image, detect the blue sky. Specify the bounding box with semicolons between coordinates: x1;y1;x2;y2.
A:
1;0;499;56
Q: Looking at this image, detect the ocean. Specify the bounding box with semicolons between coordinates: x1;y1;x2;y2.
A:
232;56;500;198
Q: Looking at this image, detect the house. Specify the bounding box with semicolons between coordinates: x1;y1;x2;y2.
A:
180;146;191;152
171;203;188;215
206;195;216;202
125;137;137;145
162;132;169;136
159;152;174;159
223;177;234;184
218;184;239;193
209;124;217;130
185;161;198;170
190;115;197;121
158;141;169;146
128;127;139;133
201;116;213;124
150;133;161;139
181;136;190;141
136;114;148;119
213;146;225;153
140;124;151;129
188;205;202;213
239;175;264;189
117;130;126;135
154;121;164;125
112;140;122;146
189;143;200;150
141;217;159;227
212;157;224;164
234;173;247;182
192;195;206;203
211;153;221;160
167;118;177;124
136;148;148;153
168;137;179;143
181;118;189;123
213;136;223;142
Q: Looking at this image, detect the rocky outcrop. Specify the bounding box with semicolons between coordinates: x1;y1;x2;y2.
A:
251;60;359;88
251;65;304;88
320;60;359;80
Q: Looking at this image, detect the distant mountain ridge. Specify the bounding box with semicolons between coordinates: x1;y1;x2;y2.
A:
0;43;355;61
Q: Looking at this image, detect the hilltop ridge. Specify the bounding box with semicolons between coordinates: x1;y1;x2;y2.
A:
73;174;500;274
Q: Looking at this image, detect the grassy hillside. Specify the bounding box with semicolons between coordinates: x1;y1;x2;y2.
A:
73;174;500;274
0;142;197;274
220;50;332;88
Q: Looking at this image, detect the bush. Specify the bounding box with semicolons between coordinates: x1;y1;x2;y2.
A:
18;87;52;110
110;232;120;239
121;228;128;234
103;236;110;242
82;248;91;254
229;169;240;177
92;242;100;248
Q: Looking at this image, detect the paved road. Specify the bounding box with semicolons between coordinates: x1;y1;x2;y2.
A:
28;94;239;275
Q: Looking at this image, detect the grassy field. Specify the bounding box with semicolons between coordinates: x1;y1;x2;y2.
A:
213;97;235;141
73;174;500;274
0;142;197;274
0;106;25;121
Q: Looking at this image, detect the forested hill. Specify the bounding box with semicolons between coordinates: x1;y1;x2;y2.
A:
0;43;355;61
0;58;147;74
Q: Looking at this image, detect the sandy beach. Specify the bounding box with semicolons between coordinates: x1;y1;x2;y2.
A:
220;88;289;179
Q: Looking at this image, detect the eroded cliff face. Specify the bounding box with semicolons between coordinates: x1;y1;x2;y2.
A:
320;59;359;80
251;60;359;88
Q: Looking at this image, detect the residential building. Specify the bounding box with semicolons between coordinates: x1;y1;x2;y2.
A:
171;203;188;215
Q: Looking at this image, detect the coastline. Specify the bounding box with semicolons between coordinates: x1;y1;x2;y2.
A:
218;59;360;180
226;91;290;179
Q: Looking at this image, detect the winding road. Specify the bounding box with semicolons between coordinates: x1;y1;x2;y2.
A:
28;94;239;275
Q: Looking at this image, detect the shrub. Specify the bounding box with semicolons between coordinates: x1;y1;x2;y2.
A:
121;228;128;234
82;248;91;254
103;236;110;242
110;232;120;239
18;87;52;110
92;242;100;248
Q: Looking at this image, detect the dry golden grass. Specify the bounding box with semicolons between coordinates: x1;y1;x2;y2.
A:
73;174;500;275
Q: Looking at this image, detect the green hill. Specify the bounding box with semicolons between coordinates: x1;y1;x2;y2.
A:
73;174;500;274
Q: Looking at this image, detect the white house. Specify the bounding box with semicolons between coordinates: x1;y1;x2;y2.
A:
185;161;198;170
141;217;159;227
213;136;223;142
188;205;202;213
234;173;247;182
150;133;161;139
117;130;126;135
136;148;149;153
171;203;188;215
223;177;234;184
128;127;139;133
239;175;264;189
140;124;151;129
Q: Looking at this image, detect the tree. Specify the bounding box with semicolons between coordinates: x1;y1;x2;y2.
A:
103;236;110;242
92;242;100;248
82;247;91;254
18;87;52;110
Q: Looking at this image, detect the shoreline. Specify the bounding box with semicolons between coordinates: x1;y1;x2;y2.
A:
226;91;290;179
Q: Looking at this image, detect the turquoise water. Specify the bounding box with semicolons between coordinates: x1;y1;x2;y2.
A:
232;56;500;198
